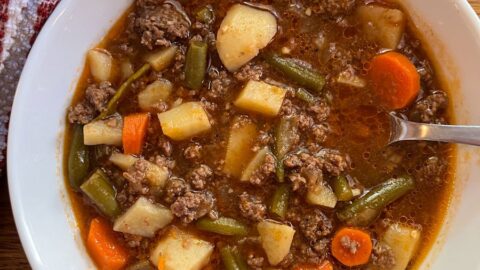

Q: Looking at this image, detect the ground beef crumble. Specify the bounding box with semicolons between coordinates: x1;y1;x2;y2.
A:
299;209;333;243
184;144;202;160
238;192;267;221
134;3;190;49
186;164;213;190
370;242;397;269
68;82;116;124
122;159;150;195
411;91;448;124
234;63;264;81
207;68;233;99
170;191;216;223
248;152;276;185
164;177;190;204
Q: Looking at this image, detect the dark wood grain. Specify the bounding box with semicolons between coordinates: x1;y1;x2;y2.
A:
0;2;478;270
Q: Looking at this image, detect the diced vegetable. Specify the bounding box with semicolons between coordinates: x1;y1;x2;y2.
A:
120;61;134;81
295;88;317;104
126;260;154;270
113;197;173;237
333;175;353;202
276;162;285;183
184;40;208;90
240;147;272;182
293;261;334;270
337;70;366;88
380;223;421;270
81;169;121;218
157;102;211;141
138;80;173;111
337;177;415;226
195;5;215;24
144;162;169;188
145;46;177;72
369;52;420;110
217;4;277;71
234;80;287;117
196;217;249;236
98;63;151;119
231;248;248;270
88;48;113;82
87;218;129;270
223;118;258;178
275;117;297;160
270;184;290;218
264;53;325;92
122;113;150;155
220;246;248;270
331;227;373;267
109;153;169;188
257;220;295;266
68;125;90;190
306;182;337;208
109;152;138;171
84;114;123;146
150;228;214;270
357;5;406;50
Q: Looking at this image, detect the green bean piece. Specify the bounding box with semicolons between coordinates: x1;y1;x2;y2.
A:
232;248;248;270
80;169;120;218
276;160;285;183
337;176;415;226
195;5;214;24
97;63;151;120
126;260;154;270
333;175;354;202
68;125;90;190
295;88;317;104
196;217;249;236
184;40;208;90
264;53;326;92
220;246;241;270
270;184;290;218
275;117;297;159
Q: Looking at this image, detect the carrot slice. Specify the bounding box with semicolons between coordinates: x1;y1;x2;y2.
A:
157;255;166;270
293;260;334;270
122;113;150;155
368;51;420;110
331;227;372;267
87;218;129;270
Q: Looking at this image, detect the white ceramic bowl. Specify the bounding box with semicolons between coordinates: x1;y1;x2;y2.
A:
7;0;480;269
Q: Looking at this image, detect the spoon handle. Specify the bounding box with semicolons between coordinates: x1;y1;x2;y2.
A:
390;114;480;146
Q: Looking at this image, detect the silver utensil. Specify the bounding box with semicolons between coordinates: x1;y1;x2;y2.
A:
388;112;480;146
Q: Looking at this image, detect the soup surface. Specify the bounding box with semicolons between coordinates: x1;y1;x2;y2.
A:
65;0;455;269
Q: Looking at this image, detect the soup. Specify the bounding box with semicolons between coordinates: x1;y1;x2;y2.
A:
64;0;455;269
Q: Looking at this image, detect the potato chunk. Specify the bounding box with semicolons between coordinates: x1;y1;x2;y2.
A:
217;4;277;71
88;48;113;82
138;79;173;111
306;182;338;208
113;197;173;237
381;223;421;270
83;115;123;146
145;46;177;72
109;153;168;188
109;152;138;171
150;228;214;270
241;147;271;182
157;102;211;141
257;220;295;265
234;80;287;117
357;5;405;50
223;117;258;178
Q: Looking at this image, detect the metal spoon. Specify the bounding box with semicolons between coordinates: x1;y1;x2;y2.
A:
388;112;480;146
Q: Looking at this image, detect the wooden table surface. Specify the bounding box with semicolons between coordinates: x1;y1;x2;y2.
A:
0;2;479;269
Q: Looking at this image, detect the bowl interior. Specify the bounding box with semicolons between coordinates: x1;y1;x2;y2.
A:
7;0;480;269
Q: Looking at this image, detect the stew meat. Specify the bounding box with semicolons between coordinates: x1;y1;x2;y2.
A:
65;0;455;269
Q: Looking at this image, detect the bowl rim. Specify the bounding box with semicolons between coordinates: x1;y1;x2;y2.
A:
7;0;480;269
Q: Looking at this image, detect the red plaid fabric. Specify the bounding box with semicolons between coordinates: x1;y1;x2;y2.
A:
0;0;60;174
